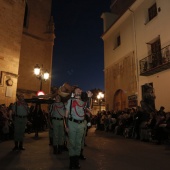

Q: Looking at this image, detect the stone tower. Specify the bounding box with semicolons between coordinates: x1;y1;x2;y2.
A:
0;0;54;106
17;0;54;98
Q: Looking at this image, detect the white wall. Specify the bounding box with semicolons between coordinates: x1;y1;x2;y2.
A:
103;13;135;69
134;0;170;111
102;0;170;111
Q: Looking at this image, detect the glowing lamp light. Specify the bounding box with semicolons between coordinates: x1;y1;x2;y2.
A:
37;91;45;96
34;64;41;76
97;92;104;99
33;64;50;91
43;71;49;80
97;92;104;111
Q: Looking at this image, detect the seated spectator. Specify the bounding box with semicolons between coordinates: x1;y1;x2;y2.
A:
100;111;106;131
95;112;102;130
0;105;5;141
0;104;10;141
157;106;166;117
115;111;128;135
154;112;170;144
104;113;109;132
109;116;117;132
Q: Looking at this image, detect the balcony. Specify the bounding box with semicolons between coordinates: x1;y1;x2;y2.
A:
140;45;170;76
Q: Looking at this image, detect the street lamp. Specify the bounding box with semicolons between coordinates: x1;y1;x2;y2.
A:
33;64;49;139
34;64;49;91
97;92;104;111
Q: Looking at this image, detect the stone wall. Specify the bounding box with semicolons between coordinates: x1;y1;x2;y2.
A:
0;0;54;106
105;52;137;110
0;0;25;105
17;0;54;98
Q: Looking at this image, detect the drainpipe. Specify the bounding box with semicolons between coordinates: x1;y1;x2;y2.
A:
128;8;140;104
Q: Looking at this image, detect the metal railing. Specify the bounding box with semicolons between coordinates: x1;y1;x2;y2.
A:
140;45;170;75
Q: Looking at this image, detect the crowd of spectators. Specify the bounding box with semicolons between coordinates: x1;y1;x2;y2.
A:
92;106;170;145
1;102;170;145
0;103;49;142
0;103;14;141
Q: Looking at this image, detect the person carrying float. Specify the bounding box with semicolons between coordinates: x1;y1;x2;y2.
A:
64;87;93;169
49;94;65;154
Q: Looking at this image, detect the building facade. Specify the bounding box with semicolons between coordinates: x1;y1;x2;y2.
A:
102;0;170;111
0;0;54;106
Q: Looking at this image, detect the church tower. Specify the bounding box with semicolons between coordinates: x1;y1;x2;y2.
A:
0;0;54;105
17;0;54;98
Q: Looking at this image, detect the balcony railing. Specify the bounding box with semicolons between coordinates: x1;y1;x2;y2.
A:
140;45;170;76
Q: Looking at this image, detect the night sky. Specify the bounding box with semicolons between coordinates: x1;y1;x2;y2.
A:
51;0;110;91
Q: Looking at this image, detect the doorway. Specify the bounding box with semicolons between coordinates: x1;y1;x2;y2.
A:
113;89;126;111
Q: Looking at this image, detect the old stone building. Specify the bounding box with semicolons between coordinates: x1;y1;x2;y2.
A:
0;0;54;106
102;0;170;111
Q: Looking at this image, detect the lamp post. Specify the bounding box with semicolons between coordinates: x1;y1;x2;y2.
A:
33;64;49;139
33;64;49;91
97;92;104;112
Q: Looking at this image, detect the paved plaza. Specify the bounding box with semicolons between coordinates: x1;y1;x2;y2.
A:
0;127;170;170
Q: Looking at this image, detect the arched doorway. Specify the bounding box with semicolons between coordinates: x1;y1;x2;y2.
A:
113;89;126;111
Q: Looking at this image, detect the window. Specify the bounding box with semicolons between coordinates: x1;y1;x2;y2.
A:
113;34;121;49
117;35;121;47
141;83;154;101
23;3;28;27
148;3;157;21
151;38;162;67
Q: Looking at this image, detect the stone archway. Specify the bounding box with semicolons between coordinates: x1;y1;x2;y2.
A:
113;89;127;111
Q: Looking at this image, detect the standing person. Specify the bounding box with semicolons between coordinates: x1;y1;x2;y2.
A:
47;104;53;146
49;95;65;154
12;94;29;151
133;106;143;139
48;125;53;146
79;108;92;160
63;130;69;151
64;87;93;169
32;103;43;139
